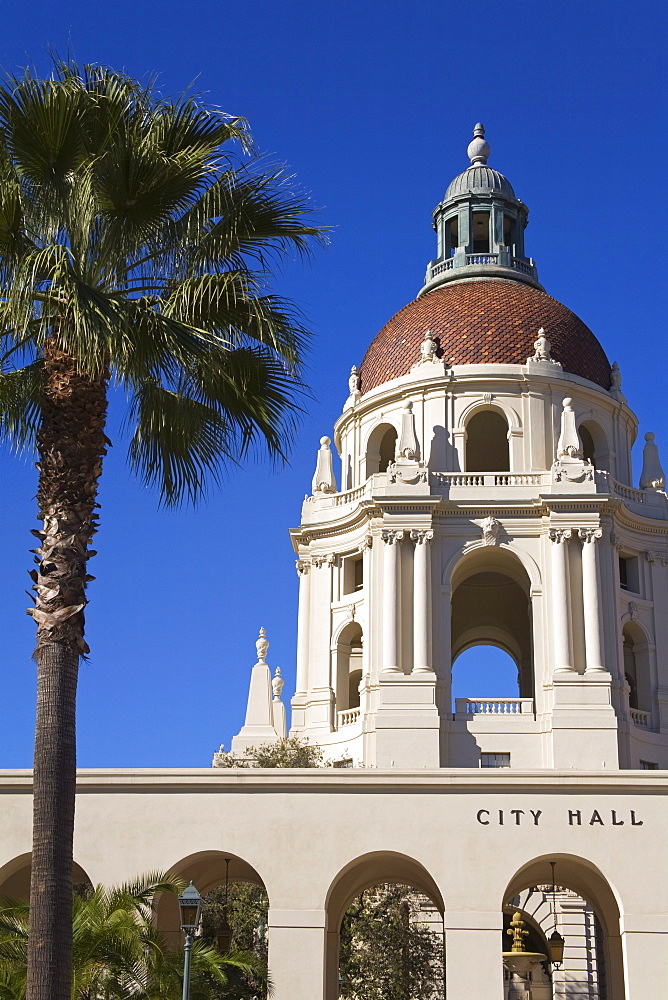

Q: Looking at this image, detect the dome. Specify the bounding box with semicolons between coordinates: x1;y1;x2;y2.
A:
445;164;516;200
359;280;611;393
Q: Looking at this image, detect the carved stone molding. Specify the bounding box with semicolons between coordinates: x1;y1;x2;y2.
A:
481;516;501;546
549;527;572;543
381;529;405;545
311;553;336;568
578;528;603;544
410;529;434;545
295;559;311;576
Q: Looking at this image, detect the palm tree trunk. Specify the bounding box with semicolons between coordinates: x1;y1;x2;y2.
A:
26;343;108;1000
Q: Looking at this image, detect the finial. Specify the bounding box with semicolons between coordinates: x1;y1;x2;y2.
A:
348;364;361;397
418;330;438;364
256;627;269;663
397;401;420;461
312;435;337;495
610;361;622;391
530;327;555;363
640;432;666;491
467;122;490;166
556;397;582;459
272;666;284;701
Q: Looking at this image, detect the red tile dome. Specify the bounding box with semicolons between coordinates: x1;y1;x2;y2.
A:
359;279;611;393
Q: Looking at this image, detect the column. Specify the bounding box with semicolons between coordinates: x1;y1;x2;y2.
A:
579;528;605;672
549;528;574;672
294;560;311;695
381;529;404;672
268;910;327;1000
411;529;434;673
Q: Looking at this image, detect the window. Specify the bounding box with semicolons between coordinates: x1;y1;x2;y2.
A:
480;752;510;768
472;211;490;253
503;214;514;251
343;554;363;595
639;760;657;769
619;555;639;593
447;215;459;256
465;411;510;472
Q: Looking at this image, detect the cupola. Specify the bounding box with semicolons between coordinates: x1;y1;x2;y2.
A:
422;123;541;294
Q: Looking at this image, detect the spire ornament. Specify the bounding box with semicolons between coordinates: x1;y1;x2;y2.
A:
552;398;595;488
312;436;337;495
467;123;490;166
348;365;361;398
640;432;666;491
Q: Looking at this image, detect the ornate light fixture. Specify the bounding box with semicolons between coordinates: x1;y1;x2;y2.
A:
547;861;565;969
178;880;203;1000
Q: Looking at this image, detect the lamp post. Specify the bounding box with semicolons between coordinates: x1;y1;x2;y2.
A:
179;880;203;1000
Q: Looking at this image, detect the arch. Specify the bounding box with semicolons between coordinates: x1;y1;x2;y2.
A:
156;850;266;948
334;620;363;715
457;397;522;433
325;852;445;1000
622;621;652;715
465;410;510;472
578;418;611;471
503;854;625;1000
450;546;535;700
364;421;397;477
444;540;542;595
0;852;92;900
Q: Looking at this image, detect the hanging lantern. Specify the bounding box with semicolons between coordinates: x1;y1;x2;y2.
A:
548;928;565;968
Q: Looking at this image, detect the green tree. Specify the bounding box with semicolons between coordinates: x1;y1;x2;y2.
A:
0;60;323;1000
0;874;265;999
216;736;325;768
338;884;444;1000
202;883;269;999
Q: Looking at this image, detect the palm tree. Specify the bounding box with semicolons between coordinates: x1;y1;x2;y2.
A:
0;60;323;1000
0;874;267;999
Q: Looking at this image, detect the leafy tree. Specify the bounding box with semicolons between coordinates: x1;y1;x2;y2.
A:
202;883;269;999
216;736;325;768
0;60;322;1000
0;874;265;999
339;884;444;1000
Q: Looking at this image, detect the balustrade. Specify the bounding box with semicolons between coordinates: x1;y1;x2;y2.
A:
629;708;651;728
454;698;534;716
337;707;361;727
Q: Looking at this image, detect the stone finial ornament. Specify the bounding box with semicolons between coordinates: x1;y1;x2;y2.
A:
311;435;337;494
611;361;622;391
640;432;666;491
256;626;269;663
557;398;582;459
348;365;361;396
397;402;420;460
530;328;554;363
272;666;284;701
419;330;438;363
467;123;490;166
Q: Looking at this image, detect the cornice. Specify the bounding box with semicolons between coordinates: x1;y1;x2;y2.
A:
0;768;665;795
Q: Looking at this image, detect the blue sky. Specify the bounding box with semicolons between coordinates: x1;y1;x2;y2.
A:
0;1;666;767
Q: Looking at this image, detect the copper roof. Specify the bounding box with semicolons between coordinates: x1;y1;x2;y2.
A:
359;279;611;393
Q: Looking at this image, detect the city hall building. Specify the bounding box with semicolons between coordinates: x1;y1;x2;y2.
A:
2;126;667;998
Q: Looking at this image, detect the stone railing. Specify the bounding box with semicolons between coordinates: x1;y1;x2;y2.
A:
612;480;647;504
426;254;537;283
431;472;544;489
455;698;534;716
337;708;361;728
630;708;651;728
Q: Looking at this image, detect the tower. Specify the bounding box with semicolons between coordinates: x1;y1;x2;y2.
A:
233;125;668;772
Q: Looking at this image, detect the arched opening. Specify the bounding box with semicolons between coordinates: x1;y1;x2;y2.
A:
325;852;445;1000
156;850;267;954
335;621;363;721
451;548;534;705
579;419;610;471
0;853;92;901
503;855;626;1000
622;622;652;720
452;645;521;710
365;423;397;478
465;410;510;472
